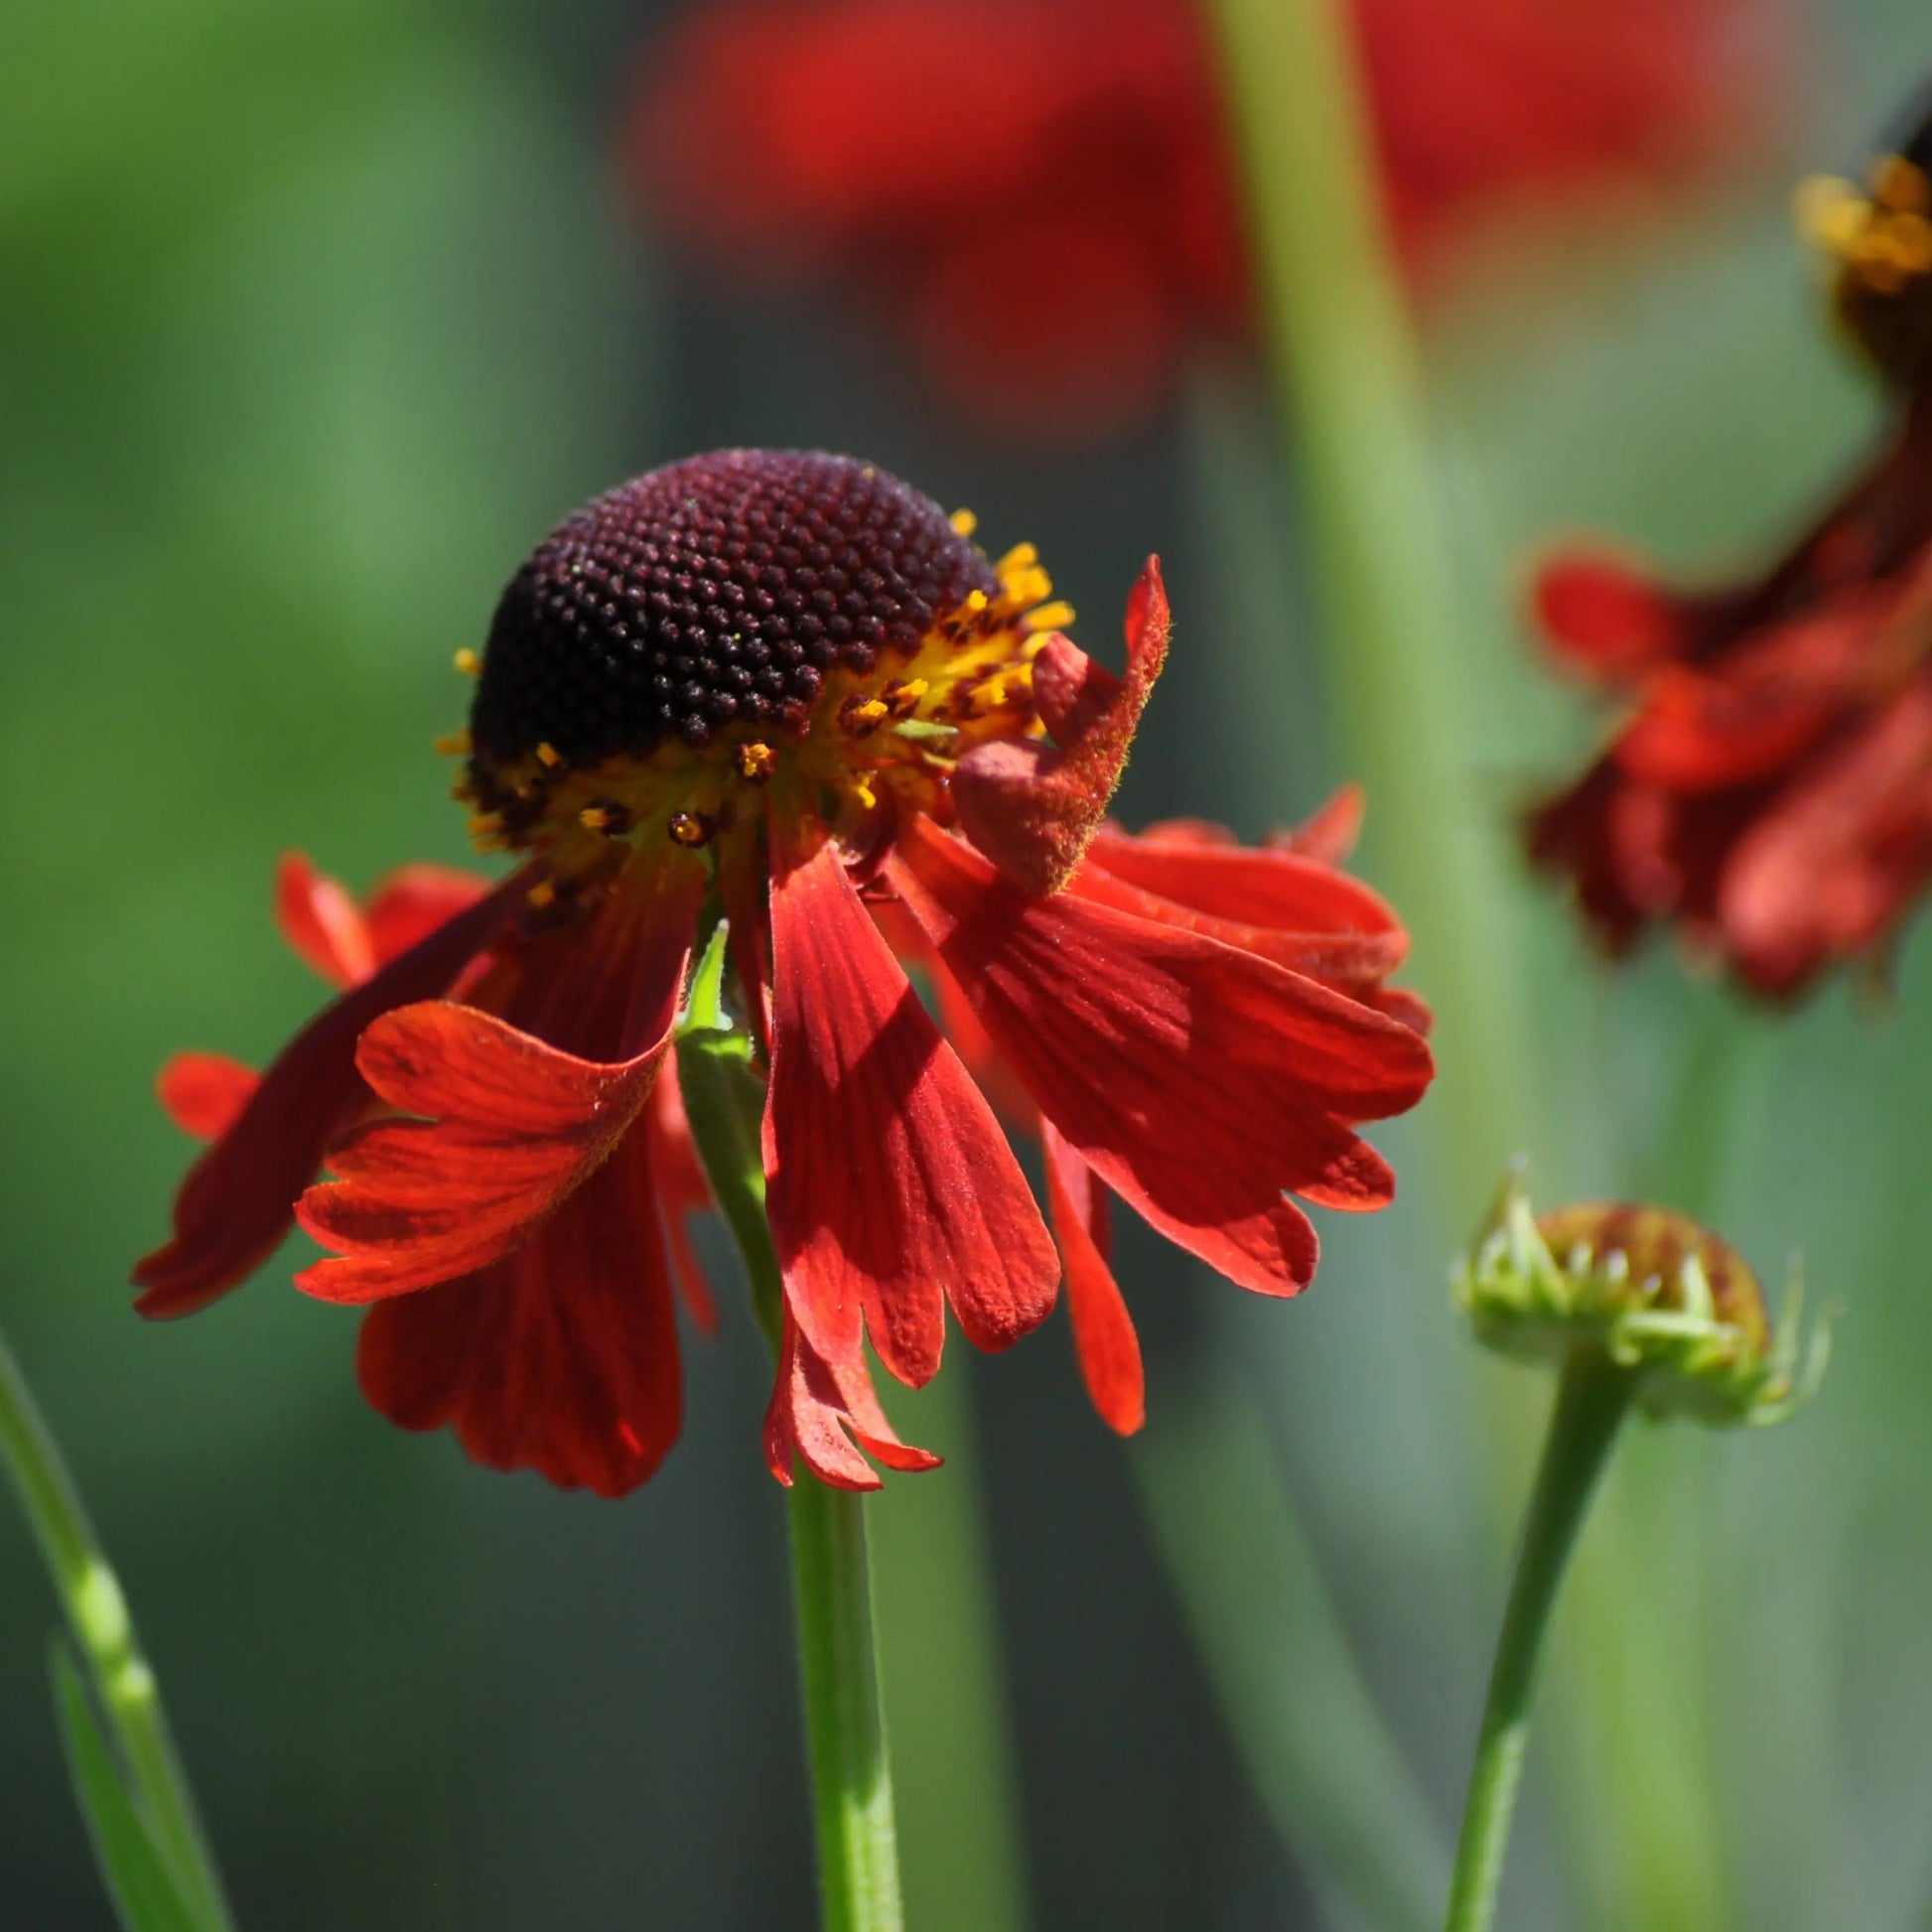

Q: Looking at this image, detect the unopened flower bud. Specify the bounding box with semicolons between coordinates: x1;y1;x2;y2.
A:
1453;1170;1830;1429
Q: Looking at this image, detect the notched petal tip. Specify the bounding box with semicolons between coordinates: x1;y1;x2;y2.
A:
953;556;1171;895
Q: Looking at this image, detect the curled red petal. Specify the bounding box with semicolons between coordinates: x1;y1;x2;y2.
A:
355;1123;683;1496
1042;1120;1143;1437
134;870;531;1318
952;557;1170;894
157;1053;260;1143
762;1305;941;1491
297;890;695;1308
1267;783;1366;865
763;833;1059;1391
362;865;493;968
276;853;377;990
891;819;1431;1298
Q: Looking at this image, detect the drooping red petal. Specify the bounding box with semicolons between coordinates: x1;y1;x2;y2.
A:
1042;1120;1143;1437
891;819;1432;1298
952;557;1171;894
762;1305;942;1491
134;870;532;1318
157;1053;261;1143
354;1123;684;1496
362;865;493;968
275;853;377;990
763;834;1059;1391
297;881;697;1306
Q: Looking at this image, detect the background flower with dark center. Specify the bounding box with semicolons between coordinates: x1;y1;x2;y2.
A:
1525;93;1932;999
136;449;1433;1494
624;0;1787;438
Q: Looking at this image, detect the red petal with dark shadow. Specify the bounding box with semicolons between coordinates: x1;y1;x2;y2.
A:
891;819;1431;1298
1533;551;1686;682
363;865;493;967
297;883;698;1306
1042;1120;1143;1436
355;1123;683;1496
134;870;532;1318
763;835;1058;1391
649;1054;720;1335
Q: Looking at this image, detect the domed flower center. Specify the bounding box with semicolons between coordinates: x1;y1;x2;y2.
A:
452;450;1068;865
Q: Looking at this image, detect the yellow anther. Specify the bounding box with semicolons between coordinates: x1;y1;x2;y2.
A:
579;806;612;831
840;695;892;735
994;542;1038;577
536;741;563;768
950;507;978;537
468;810;504;834
453;647;482;677
527;881;557;909
851;776;878;811
669;811;716;848
735;741;778;781
881;677;929;717
433;729;473;757
963;589;990;614
1025;600;1076;633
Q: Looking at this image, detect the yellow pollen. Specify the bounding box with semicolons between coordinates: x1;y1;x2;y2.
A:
527;881;556;909
735;741;778;781
852;776;878;811
453;647;482;677
963;589;990;615
434;729;473;757
669;811;715;848
536;741;563;768
994;542;1038;577
578;806;612;831
840;695;892;735
881;677;928;717
1025;600;1076;633
950;507;978;537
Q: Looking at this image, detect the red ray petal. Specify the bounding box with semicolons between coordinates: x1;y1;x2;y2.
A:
1042;1120;1143;1437
362;865;494;968
134;870;532;1318
763;834;1058;1391
1268;784;1365;865
1533;551;1686;683
891;819;1432;1297
297;883;697;1306
762;1305;941;1491
157;1052;260;1143
276;853;377;989
649;1054;720;1335
952;557;1171;893
355;1123;684;1496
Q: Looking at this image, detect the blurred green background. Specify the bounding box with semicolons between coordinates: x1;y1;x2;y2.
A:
5;1;1931;1926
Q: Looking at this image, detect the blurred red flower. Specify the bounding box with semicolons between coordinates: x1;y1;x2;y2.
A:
138;451;1432;1494
626;0;1783;436
1526;134;1932;998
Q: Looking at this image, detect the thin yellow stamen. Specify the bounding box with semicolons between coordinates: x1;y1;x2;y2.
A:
950;507;978;537
1025;600;1076;633
536;741;563;768
433;729;473;757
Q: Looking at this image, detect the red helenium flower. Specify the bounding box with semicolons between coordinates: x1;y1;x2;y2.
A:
138;450;1433;1493
1526;127;1932;998
624;0;1784;437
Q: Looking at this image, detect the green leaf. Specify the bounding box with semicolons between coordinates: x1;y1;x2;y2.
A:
48;1637;207;1932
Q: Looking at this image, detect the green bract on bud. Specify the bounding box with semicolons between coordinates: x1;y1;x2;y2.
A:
1453;1171;1831;1429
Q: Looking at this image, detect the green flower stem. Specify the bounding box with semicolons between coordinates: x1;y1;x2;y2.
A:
0;1323;233;1932
1444;1348;1631;1932
676;954;903;1932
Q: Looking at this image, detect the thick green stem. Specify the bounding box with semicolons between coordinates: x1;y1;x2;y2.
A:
0;1324;233;1931
676;965;904;1932
1444;1350;1631;1932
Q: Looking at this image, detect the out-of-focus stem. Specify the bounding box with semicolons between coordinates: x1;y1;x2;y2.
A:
0;1324;234;1931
